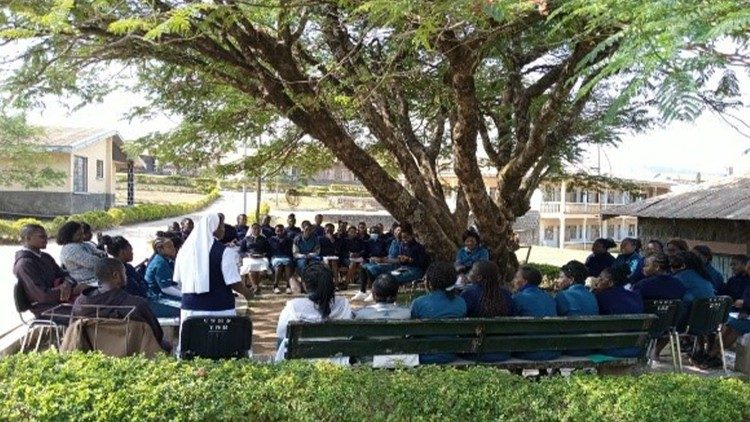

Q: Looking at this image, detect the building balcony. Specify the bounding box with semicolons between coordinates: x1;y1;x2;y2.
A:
540;202;628;216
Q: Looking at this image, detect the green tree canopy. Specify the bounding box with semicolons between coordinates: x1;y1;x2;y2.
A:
0;112;66;188
1;0;747;271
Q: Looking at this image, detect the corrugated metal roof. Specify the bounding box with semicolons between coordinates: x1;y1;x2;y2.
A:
31;127;121;152
603;176;750;220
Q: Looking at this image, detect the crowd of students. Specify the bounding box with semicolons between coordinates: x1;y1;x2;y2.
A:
11;213;750;368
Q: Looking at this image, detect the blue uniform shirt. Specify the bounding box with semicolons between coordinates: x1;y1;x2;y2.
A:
455;246;490;269
705;263;724;292
512;285;560;360
614;252;645;284
633;274;686;301
269;235;293;257
555;284;599;316
585;253;615;277
720;274;750;302
674;269;715;306
595;286;644;358
144;254;176;296
460;284;513;318
411;291;467;364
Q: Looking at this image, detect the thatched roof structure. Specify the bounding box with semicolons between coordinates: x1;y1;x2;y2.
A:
602;176;750;221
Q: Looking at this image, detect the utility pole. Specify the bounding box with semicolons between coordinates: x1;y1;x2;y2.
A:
242;139;248;215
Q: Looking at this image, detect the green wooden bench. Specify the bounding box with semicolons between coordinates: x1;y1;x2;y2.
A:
285;314;657;371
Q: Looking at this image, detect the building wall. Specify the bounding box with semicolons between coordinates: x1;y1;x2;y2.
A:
73;137;113;194
0;192;114;217
0;152;71;192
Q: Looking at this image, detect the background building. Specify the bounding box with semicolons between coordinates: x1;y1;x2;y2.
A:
0;127;127;217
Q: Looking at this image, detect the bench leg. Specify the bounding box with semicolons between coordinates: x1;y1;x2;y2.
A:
675;333;684;373
718;327;728;374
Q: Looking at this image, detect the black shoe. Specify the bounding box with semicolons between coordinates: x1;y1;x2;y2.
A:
690;350;708;365
700;356;723;369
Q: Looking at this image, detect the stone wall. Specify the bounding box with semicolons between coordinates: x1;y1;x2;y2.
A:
0;191;115;217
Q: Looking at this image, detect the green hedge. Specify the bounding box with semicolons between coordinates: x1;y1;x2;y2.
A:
115;174;217;194
0;189;220;242
0;353;747;421
525;262;560;288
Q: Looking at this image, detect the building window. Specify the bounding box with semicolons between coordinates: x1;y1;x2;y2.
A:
73;156;88;193
96;160;104;179
628;224;637;237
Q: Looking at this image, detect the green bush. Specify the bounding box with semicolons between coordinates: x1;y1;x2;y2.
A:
525;262;561;288
0;353;747;421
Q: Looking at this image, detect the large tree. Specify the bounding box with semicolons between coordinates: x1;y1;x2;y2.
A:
1;0;746;275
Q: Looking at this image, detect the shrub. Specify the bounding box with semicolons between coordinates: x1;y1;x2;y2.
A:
525;262;560;288
0;353;747;421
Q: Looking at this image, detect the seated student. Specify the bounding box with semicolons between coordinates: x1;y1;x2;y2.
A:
454;230;490;289
555;260;599;316
355;226;402;300
144;237;183;300
644;239;664;258
594;264;644;358
275;263;353;364
665;238;689;258
293;221;321;275
72;258;171;352
670;251;715;309
388;223;428;286
175;214;255;320
238;223;272;293
614;237;644;285
14;224;89;319
355;274;418;368
260;215;275;239
342;226;368;295
180;218;194;241
285;213;302;239
719;255;750;308
235;214;250;242
319;223;343;288
217;213;238;245
460;261;513;362
80;222;104;252
410;262;467;364
704;280;750;368
102;235;180;318
632;252;687;301
692;245;724;292
355;225;390;298
381;222;399;246
585;238;616;277
269;224;295;294
58;221;108;286
312;214;326;238
512;265;561;361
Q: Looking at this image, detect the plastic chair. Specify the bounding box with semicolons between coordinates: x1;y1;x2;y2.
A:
677;296;732;373
14;282;64;352
179;316;252;359
644;299;683;371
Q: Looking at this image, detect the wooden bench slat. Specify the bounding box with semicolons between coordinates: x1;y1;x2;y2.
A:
286;332;649;359
288;315;656;338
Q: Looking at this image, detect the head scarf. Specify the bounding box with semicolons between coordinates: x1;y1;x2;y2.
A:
174;214;220;294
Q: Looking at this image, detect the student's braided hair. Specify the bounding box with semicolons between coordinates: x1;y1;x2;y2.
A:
472;261;510;317
302;263;336;319
101;235;131;258
425;261;458;299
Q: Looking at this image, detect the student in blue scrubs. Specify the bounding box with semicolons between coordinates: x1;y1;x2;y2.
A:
410;261;467;364
633;253;687;301
511;265;560;361
454;230;490;288
555;260;599;317
692;245;724;293
585;238;616;277
594;264;644;358
614;237;644;285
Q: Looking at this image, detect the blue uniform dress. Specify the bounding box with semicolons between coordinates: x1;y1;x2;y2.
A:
555;284;599;356
389;240;428;285
126;263;179;318
632;274;687;301
235;224;249;242
614;252;645;284
455;246;490;272
460;284;513;362
144;254;180;301
181;241;237;313
269;235;294;268
512;285;561;360
585;253;615;277
410;291;467;364
705;263;724;293
260;224;275;240
674;269;716;307
595;286;644;357
293;234;321;272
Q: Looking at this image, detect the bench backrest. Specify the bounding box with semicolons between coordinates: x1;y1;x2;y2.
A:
684;296;732;335
180;316;253;360
285;315;656;360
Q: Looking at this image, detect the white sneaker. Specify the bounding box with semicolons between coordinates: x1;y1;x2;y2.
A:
352;291;368;301
273;287;281;294
364;293;374;302
285;287;292;294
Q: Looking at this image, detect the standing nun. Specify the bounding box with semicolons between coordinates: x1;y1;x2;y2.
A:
175;214;255;321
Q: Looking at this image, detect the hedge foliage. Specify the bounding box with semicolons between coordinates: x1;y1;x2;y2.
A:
525;262;561;288
115;173;217;194
0;189;220;242
0;353;747;422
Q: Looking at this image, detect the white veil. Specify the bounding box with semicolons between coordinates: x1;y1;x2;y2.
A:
174;213;220;294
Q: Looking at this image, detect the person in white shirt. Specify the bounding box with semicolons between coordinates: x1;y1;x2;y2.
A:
354;273;418;368
275;263;353;364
